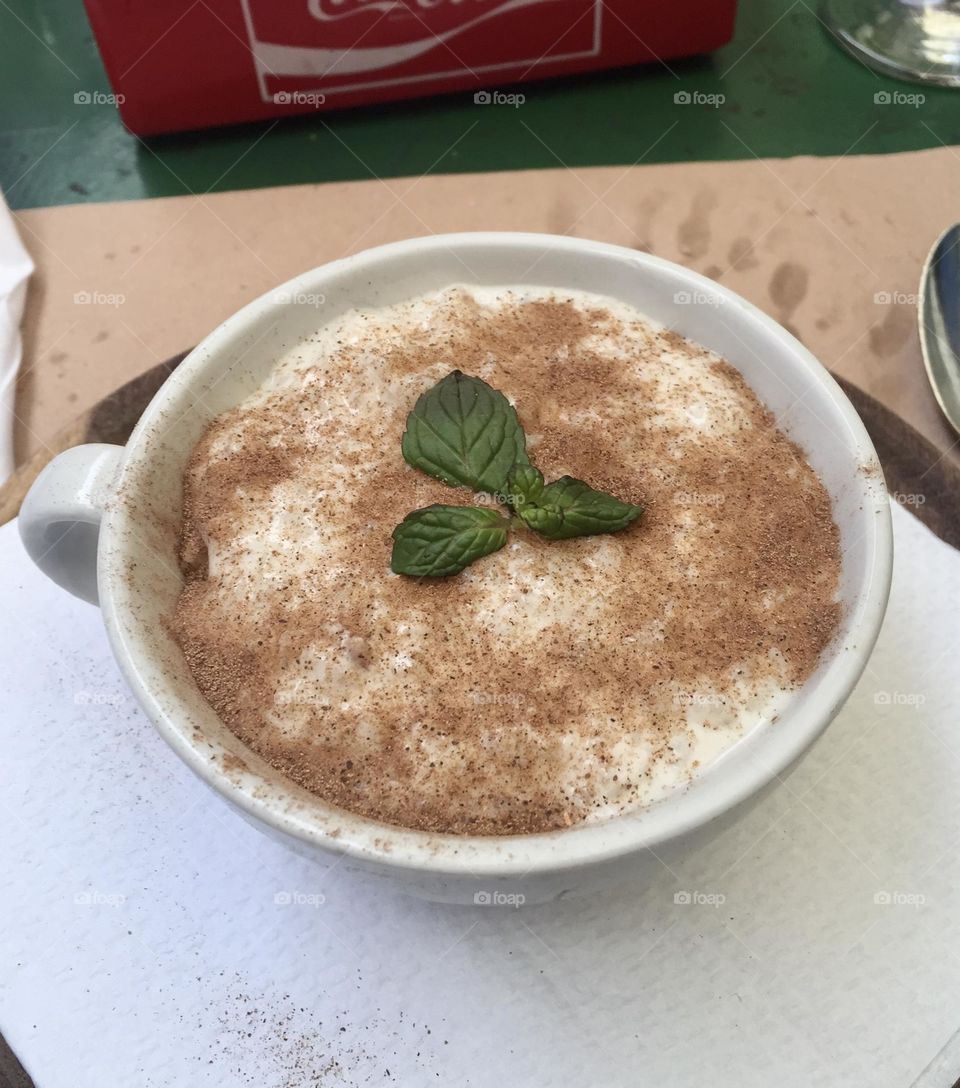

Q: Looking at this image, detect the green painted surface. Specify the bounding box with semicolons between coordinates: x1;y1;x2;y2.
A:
1;0;957;210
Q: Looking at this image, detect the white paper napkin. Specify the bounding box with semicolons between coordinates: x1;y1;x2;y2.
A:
1;503;958;1088
0;191;33;483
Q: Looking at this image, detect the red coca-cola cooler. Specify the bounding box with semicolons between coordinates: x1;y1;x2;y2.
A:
83;0;738;136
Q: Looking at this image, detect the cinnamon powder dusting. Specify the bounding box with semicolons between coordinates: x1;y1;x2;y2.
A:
173;287;842;836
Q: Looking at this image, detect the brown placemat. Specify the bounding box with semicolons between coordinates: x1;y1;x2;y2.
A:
13;148;960;477
3;353;959;551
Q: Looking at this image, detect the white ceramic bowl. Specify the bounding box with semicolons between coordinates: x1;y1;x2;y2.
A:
20;233;892;904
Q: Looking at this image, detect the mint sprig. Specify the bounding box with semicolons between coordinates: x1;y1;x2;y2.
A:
391;371;643;577
401;370;530;494
510;471;642;540
391;505;510;577
507;464;546;511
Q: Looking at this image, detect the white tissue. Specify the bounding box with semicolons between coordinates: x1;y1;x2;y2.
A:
0;190;33;482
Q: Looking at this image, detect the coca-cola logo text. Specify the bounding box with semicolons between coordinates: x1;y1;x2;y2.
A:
247;0;601;100
309;0;505;20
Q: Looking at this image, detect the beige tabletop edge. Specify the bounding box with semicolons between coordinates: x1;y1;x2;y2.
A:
12;147;960;473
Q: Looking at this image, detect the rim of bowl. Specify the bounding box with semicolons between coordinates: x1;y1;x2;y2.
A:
99;232;893;880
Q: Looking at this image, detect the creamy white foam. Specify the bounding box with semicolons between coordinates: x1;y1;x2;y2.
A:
176;285;839;834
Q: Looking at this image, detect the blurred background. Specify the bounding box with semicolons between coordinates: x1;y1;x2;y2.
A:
2;0;959;210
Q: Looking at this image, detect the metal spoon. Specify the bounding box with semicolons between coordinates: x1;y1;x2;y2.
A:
919;223;960;438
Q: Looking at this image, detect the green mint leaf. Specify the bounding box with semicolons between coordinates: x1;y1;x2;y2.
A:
401;370;530;494
518;504;566;537
517;476;643;540
507;464;545;511
391;504;511;577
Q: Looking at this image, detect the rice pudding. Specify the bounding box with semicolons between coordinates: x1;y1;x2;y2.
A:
173;286;841;835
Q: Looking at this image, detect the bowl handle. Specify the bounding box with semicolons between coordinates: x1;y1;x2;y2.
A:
18;444;124;606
